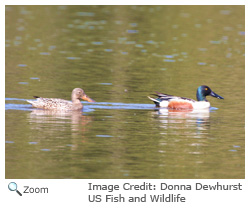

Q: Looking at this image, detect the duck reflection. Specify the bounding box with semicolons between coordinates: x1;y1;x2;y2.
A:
151;108;210;133
28;109;91;124
27;109;92;148
150;108;212;170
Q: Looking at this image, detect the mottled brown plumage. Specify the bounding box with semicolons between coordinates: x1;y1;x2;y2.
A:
27;88;95;110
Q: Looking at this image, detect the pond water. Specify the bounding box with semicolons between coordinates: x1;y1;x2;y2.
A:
5;5;244;179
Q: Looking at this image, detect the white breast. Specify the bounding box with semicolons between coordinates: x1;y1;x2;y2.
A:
192;101;210;109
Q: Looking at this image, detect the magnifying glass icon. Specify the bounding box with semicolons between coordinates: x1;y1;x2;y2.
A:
8;182;22;196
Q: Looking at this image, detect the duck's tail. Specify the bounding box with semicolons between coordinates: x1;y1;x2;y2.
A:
27;96;39;105
147;96;160;107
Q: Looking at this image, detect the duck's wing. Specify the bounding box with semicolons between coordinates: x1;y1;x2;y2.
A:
153;91;196;102
27;97;71;109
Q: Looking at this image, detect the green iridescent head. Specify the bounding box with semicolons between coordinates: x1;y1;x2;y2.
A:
196;85;224;101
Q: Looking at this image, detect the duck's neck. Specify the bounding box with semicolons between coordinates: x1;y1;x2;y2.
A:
72;95;81;104
196;89;207;101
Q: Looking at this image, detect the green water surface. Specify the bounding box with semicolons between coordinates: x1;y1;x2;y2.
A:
5;5;245;179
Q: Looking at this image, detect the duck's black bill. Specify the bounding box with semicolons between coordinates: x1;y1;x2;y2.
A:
210;91;224;99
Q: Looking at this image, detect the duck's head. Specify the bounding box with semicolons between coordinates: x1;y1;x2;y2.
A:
72;88;95;102
196;85;224;101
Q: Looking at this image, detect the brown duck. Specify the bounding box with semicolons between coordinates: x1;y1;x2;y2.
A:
27;88;95;110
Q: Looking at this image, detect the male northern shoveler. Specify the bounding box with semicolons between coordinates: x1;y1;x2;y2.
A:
27;88;95;110
148;85;224;109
